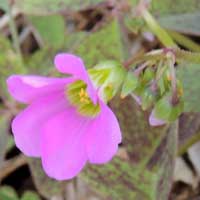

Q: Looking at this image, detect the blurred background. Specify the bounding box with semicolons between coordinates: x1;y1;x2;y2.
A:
1;0;200;200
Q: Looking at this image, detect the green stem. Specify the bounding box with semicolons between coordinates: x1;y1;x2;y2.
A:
6;1;23;64
167;30;200;52
167;52;178;104
142;9;177;48
175;48;200;64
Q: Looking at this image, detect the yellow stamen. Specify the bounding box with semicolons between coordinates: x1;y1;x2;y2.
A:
79;88;90;104
80;97;85;103
79;88;85;97
84;92;88;98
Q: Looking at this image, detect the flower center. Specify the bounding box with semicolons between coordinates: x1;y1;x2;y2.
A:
66;80;100;117
79;88;90;104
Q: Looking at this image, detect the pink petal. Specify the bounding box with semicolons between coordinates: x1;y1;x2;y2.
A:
7;75;72;104
54;53;88;80
86;102;122;164
149;111;166;126
12;92;68;157
41;108;88;180
54;53;97;104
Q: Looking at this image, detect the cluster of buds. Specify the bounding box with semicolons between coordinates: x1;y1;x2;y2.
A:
121;49;184;126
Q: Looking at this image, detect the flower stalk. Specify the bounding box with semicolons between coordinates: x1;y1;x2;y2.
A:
166;52;178;105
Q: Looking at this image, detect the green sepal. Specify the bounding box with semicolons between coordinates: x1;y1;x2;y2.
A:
157;70;171;96
121;71;138;98
154;94;184;121
88;68;110;86
141;89;156;111
103;85;115;102
88;60;126;102
142;68;155;84
134;82;146;97
157;77;166;96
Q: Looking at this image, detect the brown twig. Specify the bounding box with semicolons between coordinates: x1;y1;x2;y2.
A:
0;154;27;181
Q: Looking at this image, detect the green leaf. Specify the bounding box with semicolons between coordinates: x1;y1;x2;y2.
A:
0;186;19;200
0;1;8;11
158;13;200;36
26;32;86;75
21;191;41;200
29;15;65;47
0;35;25;99
177;63;200;112
16;0;104;15
74;20;123;67
121;71;138;98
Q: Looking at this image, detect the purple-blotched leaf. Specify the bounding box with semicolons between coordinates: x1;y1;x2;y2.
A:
82;97;177;200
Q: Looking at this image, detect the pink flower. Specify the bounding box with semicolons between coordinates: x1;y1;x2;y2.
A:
7;53;122;180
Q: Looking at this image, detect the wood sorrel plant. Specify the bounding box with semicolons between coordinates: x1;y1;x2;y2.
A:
3;0;200;199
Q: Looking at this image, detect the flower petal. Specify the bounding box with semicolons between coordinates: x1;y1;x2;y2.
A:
7;75;71;104
149;110;166;126
86;102;122;164
12;92;68;157
41;108;88;180
54;53;97;104
54;53;87;80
